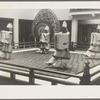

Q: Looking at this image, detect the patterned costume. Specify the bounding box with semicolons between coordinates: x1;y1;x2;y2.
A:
53;32;70;59
40;31;50;51
46;21;70;67
36;26;50;54
0;23;13;59
83;25;100;58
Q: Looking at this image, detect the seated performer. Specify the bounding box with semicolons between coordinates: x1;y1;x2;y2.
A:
46;21;70;67
36;26;50;54
83;24;100;58
0;23;13;59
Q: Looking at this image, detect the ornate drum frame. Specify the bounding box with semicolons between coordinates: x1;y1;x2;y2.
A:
32;9;60;41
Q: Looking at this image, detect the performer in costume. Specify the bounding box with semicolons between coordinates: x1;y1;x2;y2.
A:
83;24;100;58
36;26;50;54
0;23;13;59
46;21;70;67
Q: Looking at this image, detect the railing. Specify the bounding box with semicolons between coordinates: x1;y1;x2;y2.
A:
0;61;98;85
0;41;74;51
12;41;55;50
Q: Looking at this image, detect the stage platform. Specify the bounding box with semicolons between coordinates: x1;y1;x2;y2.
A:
0;48;99;76
0;48;99;85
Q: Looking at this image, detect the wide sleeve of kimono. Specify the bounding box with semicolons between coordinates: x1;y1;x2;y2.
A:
8;31;12;44
90;32;95;45
44;32;50;36
94;33;100;45
0;31;2;43
54;32;62;36
44;32;50;43
5;31;12;44
66;31;70;35
0;30;7;43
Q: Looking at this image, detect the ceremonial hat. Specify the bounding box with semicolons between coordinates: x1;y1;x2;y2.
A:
6;23;13;28
45;26;49;30
97;24;100;30
62;21;67;27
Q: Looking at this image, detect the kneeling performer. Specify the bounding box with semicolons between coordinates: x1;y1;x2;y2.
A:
46;21;70;68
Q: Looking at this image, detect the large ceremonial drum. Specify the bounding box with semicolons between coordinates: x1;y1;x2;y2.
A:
55;33;69;50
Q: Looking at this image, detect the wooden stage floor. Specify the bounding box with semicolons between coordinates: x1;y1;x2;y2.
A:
0;50;99;76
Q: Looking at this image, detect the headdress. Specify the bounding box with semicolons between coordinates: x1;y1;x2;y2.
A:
62;21;67;28
6;23;13;28
45;26;49;30
97;24;100;30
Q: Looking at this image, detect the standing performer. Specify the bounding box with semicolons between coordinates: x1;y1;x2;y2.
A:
83;24;100;58
36;26;50;54
0;23;13;59
46;21;70;67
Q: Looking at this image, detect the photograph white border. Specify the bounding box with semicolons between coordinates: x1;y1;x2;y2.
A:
0;1;100;9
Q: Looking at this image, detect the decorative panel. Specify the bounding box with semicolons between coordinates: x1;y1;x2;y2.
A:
32;9;60;41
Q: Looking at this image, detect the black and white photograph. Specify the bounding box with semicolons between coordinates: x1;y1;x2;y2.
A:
0;1;100;99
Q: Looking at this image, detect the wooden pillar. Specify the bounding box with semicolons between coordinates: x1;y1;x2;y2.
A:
29;69;35;85
71;19;78;43
10;72;15;79
10;72;15;83
51;81;58;85
80;61;91;85
71;19;78;50
13;18;19;49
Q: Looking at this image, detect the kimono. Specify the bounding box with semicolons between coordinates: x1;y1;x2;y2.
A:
53;32;70;59
84;32;100;58
39;32;50;50
0;30;12;59
45;31;70;67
